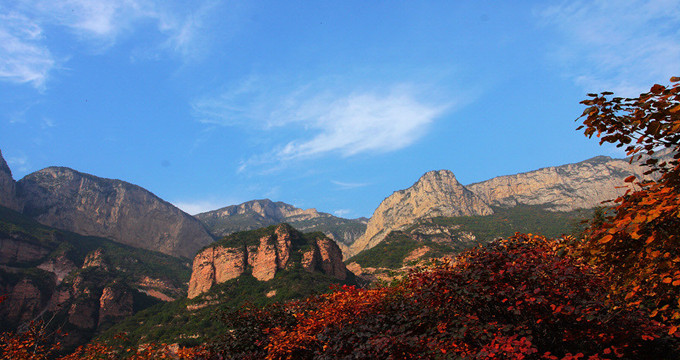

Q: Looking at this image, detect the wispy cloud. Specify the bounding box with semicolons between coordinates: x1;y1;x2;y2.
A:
7;155;29;175
0;12;54;88
0;0;214;88
194;80;450;170
277;91;446;160
537;0;680;96
331;180;369;190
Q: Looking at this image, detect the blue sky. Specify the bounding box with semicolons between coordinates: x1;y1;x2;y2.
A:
1;1;679;218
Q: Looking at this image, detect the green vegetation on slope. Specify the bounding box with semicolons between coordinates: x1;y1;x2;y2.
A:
430;204;592;243
348;205;593;269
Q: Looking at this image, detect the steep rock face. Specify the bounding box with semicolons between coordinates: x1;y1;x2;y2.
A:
0;237;50;264
195;199;367;252
301;237;347;280
467;156;650;212
0;149;21;211
16;167;213;258
188;224;348;299
349;170;492;256
98;285;134;327
0;278;48;325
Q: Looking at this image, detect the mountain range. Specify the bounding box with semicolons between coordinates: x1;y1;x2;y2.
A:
0;147;664;350
348;154;652;256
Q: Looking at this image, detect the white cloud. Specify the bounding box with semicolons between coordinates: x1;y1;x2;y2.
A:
0;0;214;88
0;12;54;88
277;91;445;160
194;82;449;168
537;0;680;96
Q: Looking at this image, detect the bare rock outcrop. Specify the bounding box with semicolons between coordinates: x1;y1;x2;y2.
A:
38;254;77;284
98;285;134;327
16;167;213;258
0;149;21;211
0;237;50;264
349;170;492;256
188;224;348;299
0;279;47;324
467;156;651;212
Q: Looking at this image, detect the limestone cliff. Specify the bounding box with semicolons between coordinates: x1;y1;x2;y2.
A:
467;156;650;212
195;199;367;253
0;149;21;211
188;223;348;299
348;170;492;257
16;167;213;258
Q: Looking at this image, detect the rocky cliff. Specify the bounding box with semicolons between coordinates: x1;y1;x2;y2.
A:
188;223;348;299
196;199;367;254
0;149;21;211
16;167;213;258
467;156;650;212
348;170;492;256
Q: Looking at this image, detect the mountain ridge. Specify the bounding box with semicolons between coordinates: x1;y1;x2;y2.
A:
15;165;214;258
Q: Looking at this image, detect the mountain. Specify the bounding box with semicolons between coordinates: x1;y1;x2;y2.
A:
195;199;366;256
348;170;492;256
350;155;655;257
0;150;21;211
467;155;649;211
188;223;349;299
16;166;214;258
0;205;191;350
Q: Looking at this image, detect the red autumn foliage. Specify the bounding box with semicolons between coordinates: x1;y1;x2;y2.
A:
210;234;677;359
576;76;680;326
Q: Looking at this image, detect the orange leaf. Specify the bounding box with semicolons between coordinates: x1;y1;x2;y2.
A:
599;235;613;244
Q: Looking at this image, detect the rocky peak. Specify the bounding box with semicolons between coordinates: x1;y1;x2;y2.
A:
188;223;348;299
16;166;213;258
348;170;492;256
0;149;21;211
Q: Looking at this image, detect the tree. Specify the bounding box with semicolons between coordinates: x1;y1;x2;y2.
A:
576;76;680;330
